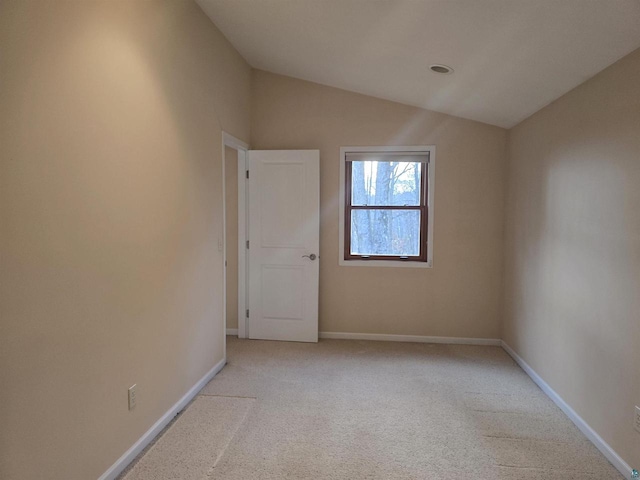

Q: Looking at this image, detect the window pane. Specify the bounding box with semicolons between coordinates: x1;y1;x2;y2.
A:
350;209;421;256
351;161;422;206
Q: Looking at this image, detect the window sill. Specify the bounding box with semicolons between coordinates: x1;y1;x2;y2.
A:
339;258;432;268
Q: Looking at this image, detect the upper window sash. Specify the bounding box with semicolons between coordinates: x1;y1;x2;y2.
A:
346;155;429;208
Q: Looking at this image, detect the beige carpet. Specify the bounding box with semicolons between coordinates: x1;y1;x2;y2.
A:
126;337;623;479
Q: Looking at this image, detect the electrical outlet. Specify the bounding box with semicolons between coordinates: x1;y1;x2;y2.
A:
128;384;137;411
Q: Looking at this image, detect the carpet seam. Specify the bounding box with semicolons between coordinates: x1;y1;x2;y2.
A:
205;398;255;476
496;463;603;474
198;393;258;400
482;434;578;444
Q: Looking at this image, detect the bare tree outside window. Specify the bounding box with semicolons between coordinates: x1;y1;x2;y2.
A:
345;155;429;261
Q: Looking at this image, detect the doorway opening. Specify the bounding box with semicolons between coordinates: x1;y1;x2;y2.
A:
223;139;320;345
222;132;249;347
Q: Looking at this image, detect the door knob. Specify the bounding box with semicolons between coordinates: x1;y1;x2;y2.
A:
302;253;317;260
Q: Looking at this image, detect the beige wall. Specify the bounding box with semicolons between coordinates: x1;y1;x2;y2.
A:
6;0;636;475
251;70;507;338
503;48;640;469
0;1;250;479
225;146;239;330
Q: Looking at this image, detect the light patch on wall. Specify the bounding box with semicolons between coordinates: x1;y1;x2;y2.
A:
540;158;635;351
47;12;221;251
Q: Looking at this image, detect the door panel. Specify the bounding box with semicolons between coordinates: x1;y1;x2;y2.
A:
260;164;305;247
248;150;319;342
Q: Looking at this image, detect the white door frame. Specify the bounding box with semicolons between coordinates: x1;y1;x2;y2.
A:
222;132;249;342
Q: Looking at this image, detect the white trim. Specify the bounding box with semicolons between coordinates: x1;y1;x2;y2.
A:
337;258;434;269
236;149;248;339
319;331;501;346
338;145;435;268
226;328;238;336
501;341;632;479
221;139;227;358
222;132;249;151
97;358;226;480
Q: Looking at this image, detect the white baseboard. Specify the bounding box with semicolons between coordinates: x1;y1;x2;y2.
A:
319;331;501;346
98;357;227;480
226;328;238;336
501;341;632;479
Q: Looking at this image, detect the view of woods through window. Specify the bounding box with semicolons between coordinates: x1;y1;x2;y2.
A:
347;159;426;258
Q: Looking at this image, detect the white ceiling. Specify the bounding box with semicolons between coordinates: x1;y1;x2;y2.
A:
196;0;640;128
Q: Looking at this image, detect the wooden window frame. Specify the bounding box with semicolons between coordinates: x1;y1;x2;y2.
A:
344;156;429;263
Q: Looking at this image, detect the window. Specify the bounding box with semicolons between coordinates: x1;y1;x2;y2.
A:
339;146;435;267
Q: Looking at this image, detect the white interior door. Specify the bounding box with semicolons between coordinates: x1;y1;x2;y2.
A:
247;150;319;342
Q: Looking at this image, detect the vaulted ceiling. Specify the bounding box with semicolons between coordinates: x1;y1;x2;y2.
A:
197;0;640;128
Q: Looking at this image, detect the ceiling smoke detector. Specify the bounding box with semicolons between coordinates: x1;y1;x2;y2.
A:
429;64;454;74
